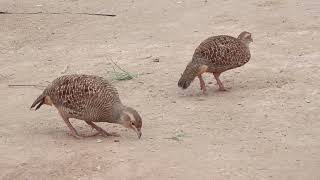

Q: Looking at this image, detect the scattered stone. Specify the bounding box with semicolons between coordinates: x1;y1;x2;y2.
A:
96;139;103;143
153;58;160;62
305;99;311;103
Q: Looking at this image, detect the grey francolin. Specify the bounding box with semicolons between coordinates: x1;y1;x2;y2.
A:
31;74;142;139
178;31;253;93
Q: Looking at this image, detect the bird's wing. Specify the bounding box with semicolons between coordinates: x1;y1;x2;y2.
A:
47;75;103;113
192;36;248;67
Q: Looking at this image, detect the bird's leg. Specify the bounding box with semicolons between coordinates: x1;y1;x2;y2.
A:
85;121;120;137
61;116;99;138
213;72;226;91
61;117;83;139
198;74;207;94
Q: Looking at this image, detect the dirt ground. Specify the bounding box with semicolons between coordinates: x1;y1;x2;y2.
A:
0;0;319;179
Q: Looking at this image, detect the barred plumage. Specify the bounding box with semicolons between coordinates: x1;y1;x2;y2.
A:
31;74;142;139
178;31;253;93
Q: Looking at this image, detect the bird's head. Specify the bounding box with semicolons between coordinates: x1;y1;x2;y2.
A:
238;31;253;46
119;107;142;139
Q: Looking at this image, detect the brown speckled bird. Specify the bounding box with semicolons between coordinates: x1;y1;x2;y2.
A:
31;74;142;139
178;31;253;93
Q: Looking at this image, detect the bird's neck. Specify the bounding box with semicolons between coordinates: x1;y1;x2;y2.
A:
111;102;126;124
239;39;250;48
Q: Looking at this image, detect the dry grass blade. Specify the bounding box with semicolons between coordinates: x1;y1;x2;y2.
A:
108;59;137;81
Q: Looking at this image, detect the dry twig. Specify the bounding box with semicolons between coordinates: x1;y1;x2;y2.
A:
8;84;46;88
0;11;116;17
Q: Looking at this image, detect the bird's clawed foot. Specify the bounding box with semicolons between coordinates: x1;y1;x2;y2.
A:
69;133;83;139
68;131;119;139
218;85;232;91
201;85;207;95
213;73;229;92
218;86;227;91
85;121;120;137
100;131;120;137
83;131;101;137
67;131;101;139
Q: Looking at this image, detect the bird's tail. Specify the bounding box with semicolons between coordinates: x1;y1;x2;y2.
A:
178;62;200;89
30;94;45;110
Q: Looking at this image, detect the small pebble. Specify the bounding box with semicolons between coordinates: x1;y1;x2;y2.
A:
153;58;160;62
96;139;103;143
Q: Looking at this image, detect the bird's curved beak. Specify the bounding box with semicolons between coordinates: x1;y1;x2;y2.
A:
137;129;142;139
134;128;142;139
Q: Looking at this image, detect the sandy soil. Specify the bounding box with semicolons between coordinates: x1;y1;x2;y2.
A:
0;0;319;179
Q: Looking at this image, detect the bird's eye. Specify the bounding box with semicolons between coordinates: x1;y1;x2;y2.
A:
131;122;135;126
